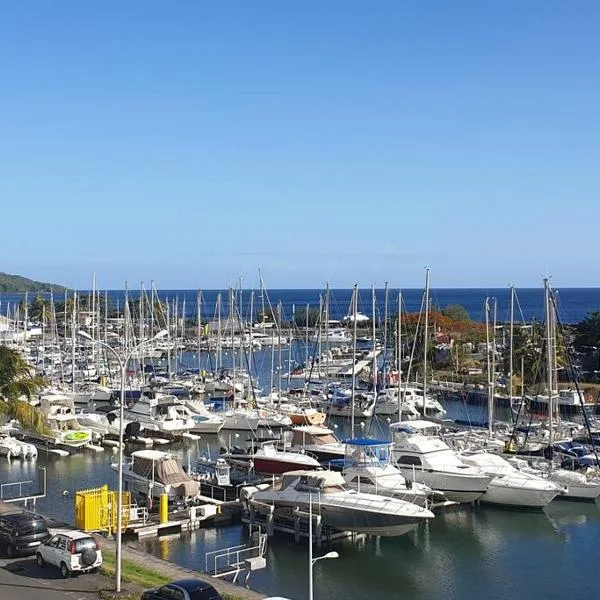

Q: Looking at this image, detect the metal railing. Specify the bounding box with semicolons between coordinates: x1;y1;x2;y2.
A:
0;467;47;506
205;528;267;580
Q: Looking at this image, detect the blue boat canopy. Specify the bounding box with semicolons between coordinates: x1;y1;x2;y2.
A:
342;438;391;446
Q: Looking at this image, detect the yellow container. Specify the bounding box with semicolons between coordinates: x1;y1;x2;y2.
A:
160;493;169;524
75;485;131;533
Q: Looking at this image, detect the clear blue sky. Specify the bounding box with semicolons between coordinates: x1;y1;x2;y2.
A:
1;1;598;290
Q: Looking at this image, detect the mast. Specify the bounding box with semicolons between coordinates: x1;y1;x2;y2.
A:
71;291;77;392
396;291;402;416
216;293;222;371
485;297;492;434
350;284;358;437
509;286;515;405
383;281;389;391
422;267;430;416
371;284;377;400
544;278;554;446
488;298;497;435
197;290;202;374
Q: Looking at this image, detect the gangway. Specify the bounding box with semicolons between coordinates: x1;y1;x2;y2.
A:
204;527;268;585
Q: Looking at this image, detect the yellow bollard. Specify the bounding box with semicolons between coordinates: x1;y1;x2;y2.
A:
160;493;169;524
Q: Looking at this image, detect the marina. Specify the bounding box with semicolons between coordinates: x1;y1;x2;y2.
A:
1;284;600;600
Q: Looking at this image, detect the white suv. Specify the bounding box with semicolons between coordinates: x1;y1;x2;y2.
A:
36;530;102;578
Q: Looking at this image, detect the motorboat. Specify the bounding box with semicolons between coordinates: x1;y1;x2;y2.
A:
124;392;195;435
183;399;225;434
39;394;93;448
390;420;494;503
225;440;321;475
342;438;443;508
460;451;564;508
0;434;37;459
257;392;327;426
220;404;292;431
507;456;600;502
115;449;201;502
243;469;434;537
288;425;346;462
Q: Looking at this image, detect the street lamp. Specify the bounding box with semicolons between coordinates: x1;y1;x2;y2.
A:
308;492;339;600
77;328;168;592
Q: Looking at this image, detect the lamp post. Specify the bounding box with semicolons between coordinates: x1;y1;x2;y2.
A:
308;491;339;600
77;328;168;592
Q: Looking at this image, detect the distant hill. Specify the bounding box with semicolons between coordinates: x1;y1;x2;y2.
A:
0;272;69;293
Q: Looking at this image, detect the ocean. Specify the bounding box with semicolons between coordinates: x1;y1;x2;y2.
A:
3;287;600;324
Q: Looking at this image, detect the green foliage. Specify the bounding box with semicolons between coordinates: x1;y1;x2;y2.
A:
441;304;470;322
0;272;67;293
0;345;49;433
574;311;600;349
293;307;321;328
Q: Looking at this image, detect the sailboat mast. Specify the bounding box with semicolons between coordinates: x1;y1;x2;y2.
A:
485;297;492;434
350;284;358;437
422;267;430;417
509;286;515;404
371;285;377;398
397;291;402;416
544;278;554;445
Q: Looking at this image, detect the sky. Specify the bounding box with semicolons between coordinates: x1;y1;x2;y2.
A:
1;1;599;290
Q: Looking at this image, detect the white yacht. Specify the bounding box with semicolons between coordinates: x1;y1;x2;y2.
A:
507;456;600;502
124;392;195;435
0;434;37;459
183;399;225;434
310;328;352;344
342;438;442;508
390;420;494;503
460;451;564;508
37;394;93;448
288;425;346;463
243;469;434;537
220;404;292;430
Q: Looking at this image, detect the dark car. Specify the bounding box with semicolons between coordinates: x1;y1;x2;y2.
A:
0;511;51;557
142;579;223;600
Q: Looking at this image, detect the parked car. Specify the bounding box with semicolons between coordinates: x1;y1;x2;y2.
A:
142;579;223;600
36;529;102;578
0;511;51;557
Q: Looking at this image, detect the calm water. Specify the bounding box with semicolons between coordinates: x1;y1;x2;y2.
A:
1;410;599;600
3;287;600;323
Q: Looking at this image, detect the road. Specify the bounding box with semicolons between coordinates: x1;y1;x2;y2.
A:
0;554;118;600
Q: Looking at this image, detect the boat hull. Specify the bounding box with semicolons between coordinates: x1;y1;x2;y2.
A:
397;467;491;503
481;477;560;508
250;494;427;536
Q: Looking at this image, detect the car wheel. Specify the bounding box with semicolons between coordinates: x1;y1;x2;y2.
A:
36;553;45;568
60;562;70;578
6;544;15;558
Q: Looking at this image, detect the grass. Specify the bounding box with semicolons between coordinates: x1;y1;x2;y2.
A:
99;553;247;600
100;551;171;590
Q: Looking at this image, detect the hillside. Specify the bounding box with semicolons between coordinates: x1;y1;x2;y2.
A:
0;272;68;293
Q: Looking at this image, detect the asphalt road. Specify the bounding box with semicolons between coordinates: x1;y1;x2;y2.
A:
0;553;116;600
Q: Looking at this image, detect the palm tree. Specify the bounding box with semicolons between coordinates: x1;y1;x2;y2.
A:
0;345;49;433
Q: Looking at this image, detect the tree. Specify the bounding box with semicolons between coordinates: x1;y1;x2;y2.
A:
574;311;600;350
293;307;321;328
441;304;470;322
0;346;49;434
